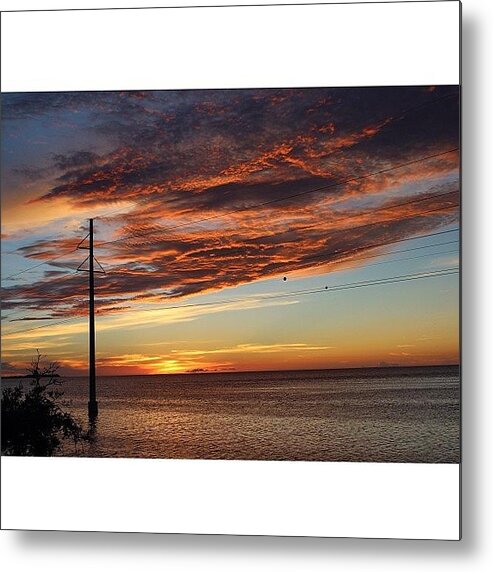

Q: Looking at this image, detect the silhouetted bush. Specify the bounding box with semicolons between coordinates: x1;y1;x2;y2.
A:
1;351;89;456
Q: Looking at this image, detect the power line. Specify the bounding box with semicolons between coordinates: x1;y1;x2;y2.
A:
181;202;459;270
364;226;458;244
296;216;459;268
95;268;460;315
2;316;83;337
100;194;458;282
1;271;84;303
324;241;458;270
99;213;459;280
27;196;454;303
5;298;87;322
293;190;458;236
100;91;459;227
94;223;460;284
113;189;459;255
94;202;137;220
109;268;460;316
296;92;459;167
98;148;459;247
103;235;459;300
164;202;458;283
2;157;459;324
2;247;80;281
319;269;458;293
79;227;459;284
2;267;459;338
320;227;459;264
2;148;459;282
2;90;459;278
6;238;459;322
377;91;458;126
9;316;65;323
3;224;459;317
338;248;458;270
2;193;457;296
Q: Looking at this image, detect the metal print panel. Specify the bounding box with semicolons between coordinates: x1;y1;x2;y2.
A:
1;85;460;463
1;1;461;539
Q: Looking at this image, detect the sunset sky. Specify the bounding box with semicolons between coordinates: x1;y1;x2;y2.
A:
1;86;460;376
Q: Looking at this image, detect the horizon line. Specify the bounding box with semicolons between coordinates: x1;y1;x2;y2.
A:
2;362;460;380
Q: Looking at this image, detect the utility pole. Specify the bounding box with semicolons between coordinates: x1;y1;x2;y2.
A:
88;219;98;419
77;218;104;420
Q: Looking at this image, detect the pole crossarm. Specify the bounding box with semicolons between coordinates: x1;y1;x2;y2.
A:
76;232;90;250
76;256;89;272
76;256;106;274
93;257;106;274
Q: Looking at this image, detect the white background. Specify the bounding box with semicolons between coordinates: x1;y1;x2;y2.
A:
1;1;459;90
0;0;490;569
1;457;460;538
0;0;460;542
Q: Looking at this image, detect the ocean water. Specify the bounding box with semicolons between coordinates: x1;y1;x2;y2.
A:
4;366;460;462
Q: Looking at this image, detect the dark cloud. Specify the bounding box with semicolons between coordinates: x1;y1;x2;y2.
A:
1;91;152;121
11;165;53;181
53;150;101;171
3;86;460;318
18;86;458;212
3;187;459;316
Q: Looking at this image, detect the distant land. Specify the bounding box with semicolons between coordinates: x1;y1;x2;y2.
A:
11;363;460;379
1;373;61;380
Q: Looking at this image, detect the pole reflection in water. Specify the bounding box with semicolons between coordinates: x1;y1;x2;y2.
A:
87;417;99;457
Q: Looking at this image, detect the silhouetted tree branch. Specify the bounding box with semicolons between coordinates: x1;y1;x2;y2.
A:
1;351;90;456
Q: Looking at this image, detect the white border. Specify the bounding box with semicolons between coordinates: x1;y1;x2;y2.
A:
0;2;460;539
1;457;460;539
1;2;459;92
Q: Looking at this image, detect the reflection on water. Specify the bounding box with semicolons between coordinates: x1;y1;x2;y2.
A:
9;366;461;462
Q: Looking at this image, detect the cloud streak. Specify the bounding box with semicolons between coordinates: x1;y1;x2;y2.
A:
2;86;460;354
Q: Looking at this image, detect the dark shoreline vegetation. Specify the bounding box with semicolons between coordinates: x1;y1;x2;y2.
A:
1;352;90;456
